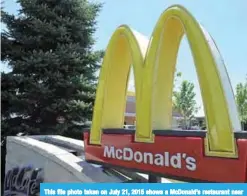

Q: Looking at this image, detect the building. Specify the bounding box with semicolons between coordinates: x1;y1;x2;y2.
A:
124;91;183;128
124;91;136;125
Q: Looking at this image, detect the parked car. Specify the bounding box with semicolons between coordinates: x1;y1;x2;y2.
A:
123;125;136;129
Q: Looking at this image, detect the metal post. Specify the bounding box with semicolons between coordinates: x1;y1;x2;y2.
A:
148;175;161;183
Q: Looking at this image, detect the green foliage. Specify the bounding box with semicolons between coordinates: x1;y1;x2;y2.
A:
1;0;103;137
173;80;198;128
174;71;182;87
235;76;247;129
172;70;182;99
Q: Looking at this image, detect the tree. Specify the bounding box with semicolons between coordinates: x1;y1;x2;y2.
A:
1;0;103;137
235;76;247;130
172;71;182;108
173;71;182;88
173;80;199;129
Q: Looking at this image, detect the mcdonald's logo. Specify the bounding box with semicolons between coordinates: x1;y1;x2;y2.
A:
83;5;247;182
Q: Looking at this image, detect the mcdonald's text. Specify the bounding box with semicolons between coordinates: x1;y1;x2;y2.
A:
103;146;197;171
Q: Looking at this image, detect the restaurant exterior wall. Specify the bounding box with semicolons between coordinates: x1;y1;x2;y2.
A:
124;92;182;127
124;116;136;125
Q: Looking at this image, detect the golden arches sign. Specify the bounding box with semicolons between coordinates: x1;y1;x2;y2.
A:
90;5;241;158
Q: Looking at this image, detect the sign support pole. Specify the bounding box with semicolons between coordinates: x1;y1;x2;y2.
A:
148;175;161;183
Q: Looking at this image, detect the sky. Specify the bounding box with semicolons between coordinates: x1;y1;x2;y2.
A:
2;0;247;117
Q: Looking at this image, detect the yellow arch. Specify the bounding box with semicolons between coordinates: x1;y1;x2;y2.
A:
90;5;241;158
89;25;147;144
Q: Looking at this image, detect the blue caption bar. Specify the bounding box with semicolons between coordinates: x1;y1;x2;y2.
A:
40;183;246;196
